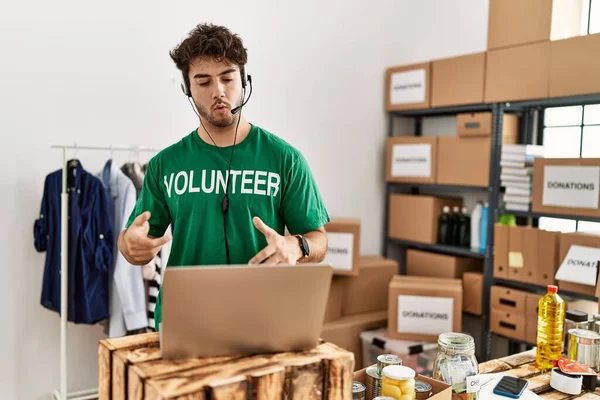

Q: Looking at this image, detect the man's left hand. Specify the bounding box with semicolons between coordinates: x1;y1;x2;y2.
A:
248;216;302;265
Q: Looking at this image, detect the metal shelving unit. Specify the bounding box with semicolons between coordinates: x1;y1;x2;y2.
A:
382;93;600;362
382;102;505;362
491;93;600;351
388;238;486;259
499;209;600;223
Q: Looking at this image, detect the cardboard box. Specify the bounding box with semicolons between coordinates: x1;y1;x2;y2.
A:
490;308;527;341
436;137;490;187
526;319;538;345
550;33;600;98
507;226;538;285
487;0;553;50
532;158;600;218
353;368;452;399
537;229;560;286
323;218;361;276
558;232;600;297
431;52;485;107
406;249;482;279
385;137;438;184
323;276;346;322
485;41;550;103
388;194;463;244
493;224;509;279
342;255;398;316
388;276;462;341
385;62;431;111
526;292;541;317
320;311;387;370
463;272;483;316
491;285;527;314
456;113;519;144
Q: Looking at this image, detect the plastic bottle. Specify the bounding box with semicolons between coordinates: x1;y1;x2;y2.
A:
470;202;482;250
536;285;565;370
478;202;489;253
450;206;460;245
437;206;451;245
458;206;471;247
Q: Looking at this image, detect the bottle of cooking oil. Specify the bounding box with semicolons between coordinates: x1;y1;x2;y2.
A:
536;285;565;370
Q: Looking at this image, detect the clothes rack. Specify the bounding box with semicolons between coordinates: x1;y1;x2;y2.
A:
49;144;161;400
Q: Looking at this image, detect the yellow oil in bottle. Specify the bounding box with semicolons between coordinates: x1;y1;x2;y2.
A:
536;285;565;370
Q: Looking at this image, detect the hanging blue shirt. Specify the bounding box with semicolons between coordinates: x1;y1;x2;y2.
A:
34;160;113;324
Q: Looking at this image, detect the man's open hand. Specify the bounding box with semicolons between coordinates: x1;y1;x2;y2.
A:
248;216;302;265
119;211;171;265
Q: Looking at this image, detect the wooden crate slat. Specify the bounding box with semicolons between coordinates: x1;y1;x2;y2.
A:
285;360;324;399
497;349;537;367
248;366;286;400
324;356;353;400
98;332;160;400
503;362;544;379
144;343;350;399
478;359;511;374
208;376;248;399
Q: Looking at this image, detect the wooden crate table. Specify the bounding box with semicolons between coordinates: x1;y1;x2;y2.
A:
478;349;600;399
98;332;354;399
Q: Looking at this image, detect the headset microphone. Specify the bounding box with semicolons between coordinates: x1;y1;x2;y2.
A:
230;74;252;115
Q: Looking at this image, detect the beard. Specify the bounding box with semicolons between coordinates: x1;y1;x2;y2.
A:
195;99;239;128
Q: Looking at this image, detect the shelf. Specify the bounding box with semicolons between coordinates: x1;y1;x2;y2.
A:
494;278;598;302
388;238;486;259
504;93;600;110
389;182;490;193
391;103;494;117
499;209;600;223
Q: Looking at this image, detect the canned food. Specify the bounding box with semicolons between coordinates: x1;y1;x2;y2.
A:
366;365;382;400
415;379;433;399
352;381;366;400
377;354;403;375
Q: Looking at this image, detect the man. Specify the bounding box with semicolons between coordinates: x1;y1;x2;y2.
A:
118;23;330;330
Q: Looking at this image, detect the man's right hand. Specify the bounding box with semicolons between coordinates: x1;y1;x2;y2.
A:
119;211;171;265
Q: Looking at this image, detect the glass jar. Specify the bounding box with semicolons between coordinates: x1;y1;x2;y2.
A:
381;365;416;399
432;332;479;400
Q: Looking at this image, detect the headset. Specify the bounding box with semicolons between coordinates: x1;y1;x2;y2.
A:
180;66;253;264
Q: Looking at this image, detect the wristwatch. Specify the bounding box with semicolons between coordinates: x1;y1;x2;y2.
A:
295;235;310;259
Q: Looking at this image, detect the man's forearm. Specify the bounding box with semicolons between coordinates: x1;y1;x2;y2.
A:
298;229;328;263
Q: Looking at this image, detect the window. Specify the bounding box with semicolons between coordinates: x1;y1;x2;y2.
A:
581;0;600;34
538;103;600;232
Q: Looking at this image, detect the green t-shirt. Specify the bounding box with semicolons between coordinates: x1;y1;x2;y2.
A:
125;123;330;330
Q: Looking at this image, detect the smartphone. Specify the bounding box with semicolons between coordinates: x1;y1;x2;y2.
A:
493;376;529;398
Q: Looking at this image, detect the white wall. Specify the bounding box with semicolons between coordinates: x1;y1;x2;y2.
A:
1;0;390;398
1;0;492;398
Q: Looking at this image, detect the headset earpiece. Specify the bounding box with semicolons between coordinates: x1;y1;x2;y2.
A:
241;67;247;90
180;70;191;97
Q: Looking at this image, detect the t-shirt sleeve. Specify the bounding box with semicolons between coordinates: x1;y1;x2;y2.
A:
281;150;330;234
125;158;171;238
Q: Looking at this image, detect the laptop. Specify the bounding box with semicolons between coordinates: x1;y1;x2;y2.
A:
159;263;333;360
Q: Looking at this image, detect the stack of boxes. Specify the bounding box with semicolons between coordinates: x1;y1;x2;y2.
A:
319;218;398;369
491;224;600;343
385;1;600;113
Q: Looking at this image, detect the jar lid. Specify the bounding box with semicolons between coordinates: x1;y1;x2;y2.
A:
569;329;600;344
352;382;366;393
382;365;416;380
415;380;433;392
566;310;589;323
438;332;475;353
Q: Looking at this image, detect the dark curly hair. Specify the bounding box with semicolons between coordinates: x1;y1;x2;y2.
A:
170;23;248;89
